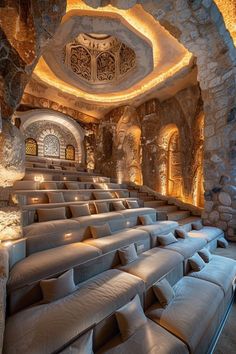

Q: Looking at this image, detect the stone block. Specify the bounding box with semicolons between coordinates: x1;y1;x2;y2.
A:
209;210;220;222
218;191;231;206
220;213;232;222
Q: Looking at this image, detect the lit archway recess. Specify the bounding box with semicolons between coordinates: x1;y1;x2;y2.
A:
19;109;85;163
84;0;236;238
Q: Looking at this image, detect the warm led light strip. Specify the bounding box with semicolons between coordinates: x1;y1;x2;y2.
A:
34;0;192;104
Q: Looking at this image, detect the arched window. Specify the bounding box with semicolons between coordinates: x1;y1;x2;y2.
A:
44;134;60;158
65;144;75;160
25;138;38;156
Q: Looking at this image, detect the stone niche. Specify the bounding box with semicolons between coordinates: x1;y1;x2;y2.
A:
97;85;204;207
18;109;86;164
96;105;142;184
139;86;204;207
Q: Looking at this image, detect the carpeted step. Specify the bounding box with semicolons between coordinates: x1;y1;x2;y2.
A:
129;191;139;197
167;210;191;221
141;196;155;201
178;216;201;227
155;205;178;213
144;200;167;208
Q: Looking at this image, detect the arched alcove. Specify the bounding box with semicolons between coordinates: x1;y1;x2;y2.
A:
65;145;75;161
168;130;182;197
25;138;38;156
43;134;60;158
18;109;85;163
157;124;182;197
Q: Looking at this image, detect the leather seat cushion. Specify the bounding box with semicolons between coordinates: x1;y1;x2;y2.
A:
188;255;236;295
188;226;223;242
97;318;188;354
4;270;145;354
8;243;102;292
117;248;183;288
161;238;207;259
84;229;150;254
146;276;224;352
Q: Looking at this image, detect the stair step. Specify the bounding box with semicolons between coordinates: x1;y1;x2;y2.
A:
167;210;191;221
138;192;149;197
178;216;201;226
155;205;178;212
144;200;167;208
129;191;139;197
141;196;155;201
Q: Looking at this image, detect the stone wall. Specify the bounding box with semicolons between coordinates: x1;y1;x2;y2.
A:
97;85;204;206
0;1;66;242
96;106;142;184
139;86;204;207
0;0;66;119
87;0;236;240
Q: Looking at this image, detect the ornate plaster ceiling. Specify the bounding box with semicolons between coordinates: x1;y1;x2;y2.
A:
26;1;194;118
43;15;153;93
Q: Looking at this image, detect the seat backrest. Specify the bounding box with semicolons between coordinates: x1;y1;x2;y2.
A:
0;247;9;354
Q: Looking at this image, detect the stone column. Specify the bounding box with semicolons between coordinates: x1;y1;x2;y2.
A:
0;120;25;241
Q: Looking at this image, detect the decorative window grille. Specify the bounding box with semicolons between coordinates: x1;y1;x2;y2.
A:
65;145;75;160
25;138;38;156
44;134;60;158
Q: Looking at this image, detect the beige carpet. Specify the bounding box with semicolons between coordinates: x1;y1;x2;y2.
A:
213;242;236;353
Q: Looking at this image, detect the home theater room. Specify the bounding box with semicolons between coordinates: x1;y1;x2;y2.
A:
0;1;236;353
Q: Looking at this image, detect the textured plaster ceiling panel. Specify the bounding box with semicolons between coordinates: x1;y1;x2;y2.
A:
43;15;153;93
32;1;192;109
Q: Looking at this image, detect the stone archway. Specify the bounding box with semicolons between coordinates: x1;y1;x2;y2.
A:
157;124;182;197
115;106;142;184
19;109;85;163
85;0;236;238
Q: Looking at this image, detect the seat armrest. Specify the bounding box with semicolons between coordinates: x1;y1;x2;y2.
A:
2;238;26;269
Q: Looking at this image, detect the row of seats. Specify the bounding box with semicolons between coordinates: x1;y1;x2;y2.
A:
12;189;131;205
7;207;225;315
3;244;236;354
2;161;232;354
13;180;124;190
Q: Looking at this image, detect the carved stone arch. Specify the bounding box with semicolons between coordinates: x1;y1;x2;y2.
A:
157;124;182;196
18;109;85;163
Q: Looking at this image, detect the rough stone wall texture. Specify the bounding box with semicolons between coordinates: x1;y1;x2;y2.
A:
87;0;236;240
0;120;25;188
0;1;66;245
0;0;66;118
98;86;203;206
96;106;142;184
139;87;203;207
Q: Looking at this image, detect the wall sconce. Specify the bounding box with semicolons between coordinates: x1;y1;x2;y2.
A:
63;177;67;181
75;197;78;201
32;198;39;203
64;233;72;240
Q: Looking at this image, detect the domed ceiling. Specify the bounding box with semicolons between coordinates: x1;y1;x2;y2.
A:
24;1;196;119
63;33;136;89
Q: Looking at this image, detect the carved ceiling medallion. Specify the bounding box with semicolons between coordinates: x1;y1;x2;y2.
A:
63;33;136;85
